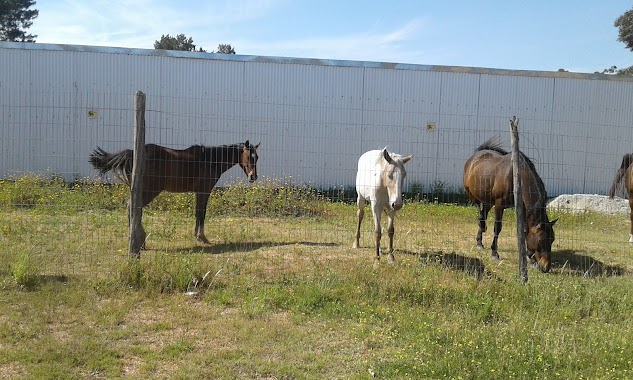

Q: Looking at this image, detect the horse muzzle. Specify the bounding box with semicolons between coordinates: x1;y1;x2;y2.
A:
391;202;403;211
248;173;258;183
533;252;551;273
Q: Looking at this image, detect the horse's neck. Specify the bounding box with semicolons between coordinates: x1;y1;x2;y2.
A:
520;167;549;225
209;145;241;172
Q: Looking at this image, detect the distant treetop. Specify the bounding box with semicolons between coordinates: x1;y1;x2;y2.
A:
0;0;39;42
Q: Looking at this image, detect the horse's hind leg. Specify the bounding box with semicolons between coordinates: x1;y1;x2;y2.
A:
195;192;212;244
491;205;504;260
352;196;365;249
126;191;155;250
477;203;491;249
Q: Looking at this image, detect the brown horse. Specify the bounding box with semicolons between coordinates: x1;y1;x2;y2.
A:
608;153;633;243
463;137;556;273
89;141;260;244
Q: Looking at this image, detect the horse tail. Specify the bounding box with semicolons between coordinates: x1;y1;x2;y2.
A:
475;136;508;155
609;153;633;198
89;147;133;183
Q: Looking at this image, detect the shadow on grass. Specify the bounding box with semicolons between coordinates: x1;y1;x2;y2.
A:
399;249;488;280
552;249;626;277
171;241;340;255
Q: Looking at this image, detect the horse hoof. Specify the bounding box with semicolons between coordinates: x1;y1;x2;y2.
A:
388;254;395;264
491;253;501;261
373;259;380;269
476;244;484;250
196;237;211;245
352;243;359;249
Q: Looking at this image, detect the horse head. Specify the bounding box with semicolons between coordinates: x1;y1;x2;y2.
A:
239;140;260;183
381;148;412;211
526;218;557;273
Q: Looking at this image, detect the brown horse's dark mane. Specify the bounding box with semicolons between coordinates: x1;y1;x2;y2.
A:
476;137;549;222
186;143;245;164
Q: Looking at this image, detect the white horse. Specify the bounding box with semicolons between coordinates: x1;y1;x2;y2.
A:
353;148;412;266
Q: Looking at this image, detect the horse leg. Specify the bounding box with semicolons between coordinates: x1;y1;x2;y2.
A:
195;192;212;244
352;196;365;249
386;209;396;263
491;205;504;260
371;203;382;268
477;203;491;249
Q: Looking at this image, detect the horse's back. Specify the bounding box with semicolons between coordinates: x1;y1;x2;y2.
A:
463;149;512;204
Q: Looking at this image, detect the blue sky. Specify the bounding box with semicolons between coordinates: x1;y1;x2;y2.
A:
30;0;633;73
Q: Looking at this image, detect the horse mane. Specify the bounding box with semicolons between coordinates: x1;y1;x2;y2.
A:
188;143;243;163
475;136;508;155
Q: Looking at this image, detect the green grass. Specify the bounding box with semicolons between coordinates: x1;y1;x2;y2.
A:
1;176;633;378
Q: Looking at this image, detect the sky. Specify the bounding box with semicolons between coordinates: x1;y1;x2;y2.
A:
29;0;633;74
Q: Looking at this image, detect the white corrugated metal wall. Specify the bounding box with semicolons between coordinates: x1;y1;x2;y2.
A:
2;42;633;196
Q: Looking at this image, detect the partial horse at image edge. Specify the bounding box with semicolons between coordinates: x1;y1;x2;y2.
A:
89;140;260;245
608;153;633;243
353;148;412;267
463;137;556;273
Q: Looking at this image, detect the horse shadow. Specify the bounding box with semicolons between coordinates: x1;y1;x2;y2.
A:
399;249;487;280
552;250;626;277
172;241;340;255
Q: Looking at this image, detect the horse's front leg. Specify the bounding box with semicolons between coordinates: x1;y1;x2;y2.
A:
352;196;365;249
491;205;504;260
477;203;491;249
371;203;383;268
195;192;212;244
386;209;396;263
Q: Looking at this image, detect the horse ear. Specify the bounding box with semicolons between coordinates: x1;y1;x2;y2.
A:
382;148;394;164
550;218;558;225
244;140;250;147
402;155;413;164
254;142;260;149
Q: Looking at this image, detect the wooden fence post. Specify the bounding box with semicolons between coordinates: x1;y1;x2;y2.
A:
510;116;528;284
129;91;146;258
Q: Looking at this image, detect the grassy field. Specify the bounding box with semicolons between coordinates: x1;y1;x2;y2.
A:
1;176;633;379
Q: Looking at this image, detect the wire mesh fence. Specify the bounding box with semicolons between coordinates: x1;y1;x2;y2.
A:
2;45;633;284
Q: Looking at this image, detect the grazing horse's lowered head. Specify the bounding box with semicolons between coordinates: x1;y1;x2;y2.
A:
353;148;413;266
526;218;557;273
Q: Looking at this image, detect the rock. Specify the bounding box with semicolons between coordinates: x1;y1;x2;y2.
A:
547;194;630;215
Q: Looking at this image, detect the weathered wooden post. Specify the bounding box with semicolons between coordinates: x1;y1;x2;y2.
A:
129;91;146;258
510;116;528;284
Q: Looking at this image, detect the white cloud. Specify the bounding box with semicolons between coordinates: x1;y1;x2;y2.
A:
237;18;440;64
31;0;286;49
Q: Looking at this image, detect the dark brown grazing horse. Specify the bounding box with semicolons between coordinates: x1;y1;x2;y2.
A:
463;137;557;273
608;153;633;243
89;141;260;244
